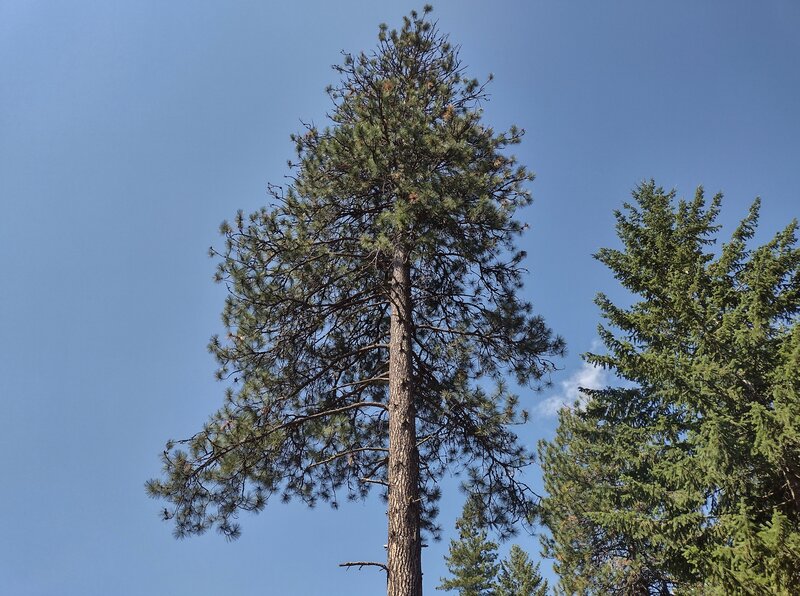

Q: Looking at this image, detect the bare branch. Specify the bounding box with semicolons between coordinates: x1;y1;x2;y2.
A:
359;477;390;487
339;561;388;573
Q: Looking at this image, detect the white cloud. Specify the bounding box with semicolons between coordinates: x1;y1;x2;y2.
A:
536;360;608;417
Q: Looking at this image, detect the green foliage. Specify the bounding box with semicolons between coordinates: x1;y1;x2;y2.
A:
438;497;500;595
540;392;699;594
539;181;800;594
439;499;549;596
148;7;562;542
496;545;548;596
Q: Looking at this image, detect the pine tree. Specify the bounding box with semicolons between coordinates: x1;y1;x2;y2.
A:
539;181;800;594
438;497;500;595
147;7;563;595
495;545;548;596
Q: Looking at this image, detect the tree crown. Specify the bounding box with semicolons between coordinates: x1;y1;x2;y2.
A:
148;6;563;542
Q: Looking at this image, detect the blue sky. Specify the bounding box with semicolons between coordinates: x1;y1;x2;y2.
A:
1;1;797;594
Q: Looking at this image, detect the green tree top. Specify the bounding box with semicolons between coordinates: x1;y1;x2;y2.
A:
495;545;548;596
438;498;549;596
438;496;500;595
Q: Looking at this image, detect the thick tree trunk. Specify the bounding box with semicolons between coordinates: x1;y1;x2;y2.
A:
386;247;423;596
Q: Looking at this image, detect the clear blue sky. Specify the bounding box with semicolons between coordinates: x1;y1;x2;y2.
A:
1;1;797;594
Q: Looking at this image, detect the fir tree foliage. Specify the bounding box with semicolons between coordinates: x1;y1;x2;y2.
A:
540;392;695;595
438;496;500;595
148;3;562;557
495;545;548;596
539;181;800;594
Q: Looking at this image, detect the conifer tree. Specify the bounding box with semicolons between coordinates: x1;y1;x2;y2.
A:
495;545;548;596
438;497;500;595
540;394;697;594
539;181;800;594
147;7;563;595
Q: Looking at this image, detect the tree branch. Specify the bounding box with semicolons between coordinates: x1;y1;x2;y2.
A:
339;561;388;573
306;446;390;470
359;477;390;487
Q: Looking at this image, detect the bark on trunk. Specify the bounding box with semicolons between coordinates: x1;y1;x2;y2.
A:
386;247;423;596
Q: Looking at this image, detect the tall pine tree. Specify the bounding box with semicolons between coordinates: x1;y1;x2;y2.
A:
539;181;800;594
147;7;563;595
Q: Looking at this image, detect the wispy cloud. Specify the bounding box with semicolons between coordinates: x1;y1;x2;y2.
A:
537;360;608;416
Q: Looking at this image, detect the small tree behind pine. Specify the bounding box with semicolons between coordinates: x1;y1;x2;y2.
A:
438;497;500;596
495;544;548;596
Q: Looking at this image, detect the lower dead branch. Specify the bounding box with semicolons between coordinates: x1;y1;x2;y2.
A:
339;561;389;573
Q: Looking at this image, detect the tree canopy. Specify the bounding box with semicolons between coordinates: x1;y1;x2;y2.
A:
148;7;562;595
539;181;800;594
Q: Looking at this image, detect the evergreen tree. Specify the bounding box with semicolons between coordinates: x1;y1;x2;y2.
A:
438;497;500;595
540;393;698;594
539;181;800;594
147;7;563;595
495;544;548;596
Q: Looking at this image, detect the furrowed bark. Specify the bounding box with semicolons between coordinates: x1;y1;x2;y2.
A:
387;247;423;596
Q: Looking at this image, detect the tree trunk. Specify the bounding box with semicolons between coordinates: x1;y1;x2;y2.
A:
387;247;423;596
